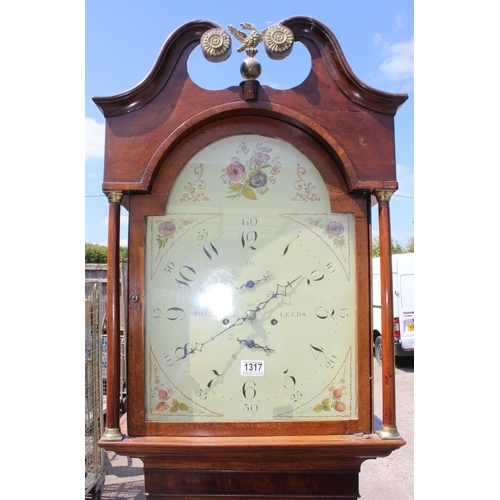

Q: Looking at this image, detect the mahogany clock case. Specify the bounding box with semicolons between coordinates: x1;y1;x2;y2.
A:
125;116;374;438
94;16;408;499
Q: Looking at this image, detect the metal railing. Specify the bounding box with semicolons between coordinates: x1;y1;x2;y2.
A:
85;281;105;499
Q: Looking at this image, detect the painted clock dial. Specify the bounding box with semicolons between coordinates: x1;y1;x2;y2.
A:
144;135;357;422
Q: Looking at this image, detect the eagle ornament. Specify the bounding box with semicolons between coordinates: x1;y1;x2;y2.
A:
227;23;268;57
228;22;294;59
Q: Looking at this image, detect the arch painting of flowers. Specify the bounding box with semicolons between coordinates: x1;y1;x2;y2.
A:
220;141;283;200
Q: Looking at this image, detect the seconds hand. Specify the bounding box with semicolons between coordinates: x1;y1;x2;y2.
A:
169;275;303;362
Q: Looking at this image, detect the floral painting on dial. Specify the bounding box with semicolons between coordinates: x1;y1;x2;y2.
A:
148;346;223;418
280;213;353;282
306;218;346;250
221;142;283;200
274;347;353;419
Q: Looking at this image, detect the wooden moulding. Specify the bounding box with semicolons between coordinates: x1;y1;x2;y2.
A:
101;433;403;467
100;433;404;498
93;16;407;195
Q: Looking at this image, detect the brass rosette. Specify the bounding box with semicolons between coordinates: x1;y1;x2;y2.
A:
264;23;294;60
201;28;232;62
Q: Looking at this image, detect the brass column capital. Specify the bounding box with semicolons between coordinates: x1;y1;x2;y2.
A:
374;189;396;203
104;190;124;204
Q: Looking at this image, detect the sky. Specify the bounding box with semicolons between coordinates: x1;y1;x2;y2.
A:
85;0;414;247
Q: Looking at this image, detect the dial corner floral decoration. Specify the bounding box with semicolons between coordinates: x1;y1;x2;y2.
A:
155;217;195;253
313;383;348;414
221;142;283;200
307;217;346;250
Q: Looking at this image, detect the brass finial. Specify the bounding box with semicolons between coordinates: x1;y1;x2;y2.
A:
200;22;294;81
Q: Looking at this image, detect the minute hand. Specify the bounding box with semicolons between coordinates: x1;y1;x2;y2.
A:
245;274;303;320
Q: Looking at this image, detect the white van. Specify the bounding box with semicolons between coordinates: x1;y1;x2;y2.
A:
372;253;414;364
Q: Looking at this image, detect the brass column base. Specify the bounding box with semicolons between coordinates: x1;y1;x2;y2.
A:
100;427;124;442
376;425;403;440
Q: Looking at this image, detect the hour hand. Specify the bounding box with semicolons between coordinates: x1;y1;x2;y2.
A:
237;338;274;354
236;271;272;290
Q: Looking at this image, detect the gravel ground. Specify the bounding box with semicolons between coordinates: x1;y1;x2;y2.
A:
97;357;414;499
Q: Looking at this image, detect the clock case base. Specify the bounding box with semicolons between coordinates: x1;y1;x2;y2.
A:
100;432;404;498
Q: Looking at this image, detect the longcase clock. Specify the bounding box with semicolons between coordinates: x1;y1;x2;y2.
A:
94;17;408;499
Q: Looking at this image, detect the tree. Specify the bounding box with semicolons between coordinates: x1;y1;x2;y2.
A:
392;240;405;254
85;243;128;263
405;237;414;253
371;237;413;257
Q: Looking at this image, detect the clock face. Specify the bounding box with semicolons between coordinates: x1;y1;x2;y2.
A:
144;135;357;423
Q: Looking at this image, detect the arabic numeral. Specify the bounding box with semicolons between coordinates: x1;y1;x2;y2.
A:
164;354;176;367
315;306;335;320
243;403;259;412
241;230;258;250
202;241;219;261
197;389;208;400
242;217;258;226
283;231;301;256
197;228;208;240
338;308;348;318
153;307;185;321
206;369;222;388
283;368;296;389
310;344;337;368
165;307;185;321
315;305;348;320
306;270;324;285
163;261;176;276
306;264;336;285
326;262;336;273
310;344;325;360
241;217;258;249
242;380;257;399
175;265;197;288
325;355;337;369
283;369;302;401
